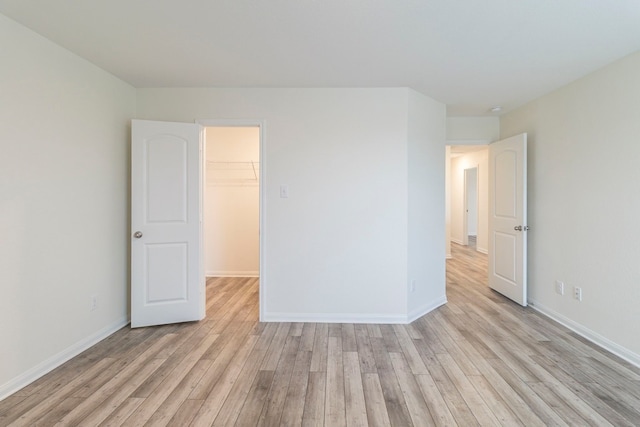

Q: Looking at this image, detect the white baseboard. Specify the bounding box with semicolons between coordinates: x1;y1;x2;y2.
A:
407;295;447;323
263;312;409;324
451;238;464;245
206;270;259;278
477;247;488;254
529;300;640;368
263;297;448;324
0;316;129;401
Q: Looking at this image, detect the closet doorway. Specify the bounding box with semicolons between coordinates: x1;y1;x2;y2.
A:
204;126;261;279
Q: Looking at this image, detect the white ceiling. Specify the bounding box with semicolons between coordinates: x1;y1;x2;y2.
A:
2;0;639;116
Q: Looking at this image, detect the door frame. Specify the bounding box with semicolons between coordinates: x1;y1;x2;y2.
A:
196;119;266;321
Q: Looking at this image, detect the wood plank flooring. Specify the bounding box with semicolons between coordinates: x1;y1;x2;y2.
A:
2;243;640;426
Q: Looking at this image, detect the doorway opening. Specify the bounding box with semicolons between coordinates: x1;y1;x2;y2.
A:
447;145;488;256
445;145;488;304
446;134;528;306
204;126;260;277
200;121;264;319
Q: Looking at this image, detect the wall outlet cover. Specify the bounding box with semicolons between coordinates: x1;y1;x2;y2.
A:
574;287;582;301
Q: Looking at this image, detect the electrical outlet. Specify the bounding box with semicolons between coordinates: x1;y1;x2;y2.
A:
91;295;98;311
573;287;582;301
555;280;564;295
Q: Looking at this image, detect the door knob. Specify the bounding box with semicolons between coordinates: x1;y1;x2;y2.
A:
514;225;522;231
133;231;143;238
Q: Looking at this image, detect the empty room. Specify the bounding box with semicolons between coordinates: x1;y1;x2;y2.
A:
1;1;640;425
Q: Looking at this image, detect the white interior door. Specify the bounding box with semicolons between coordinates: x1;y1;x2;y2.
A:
131;119;204;328
488;133;528;306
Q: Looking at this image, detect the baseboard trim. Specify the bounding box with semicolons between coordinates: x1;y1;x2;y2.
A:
451;238;463;245
476;247;488;254
206;271;259;278
407;296;448;323
263;312;409;324
0;316;129;401
529;299;640;368
263;297;448;325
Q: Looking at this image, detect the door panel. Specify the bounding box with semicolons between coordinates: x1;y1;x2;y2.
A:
131;119;204;328
146;135;188;223
494;151;517;218
488;133;527;306
145;243;188;302
494;231;516;282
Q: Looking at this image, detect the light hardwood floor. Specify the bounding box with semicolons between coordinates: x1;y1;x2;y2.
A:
2;243;640;426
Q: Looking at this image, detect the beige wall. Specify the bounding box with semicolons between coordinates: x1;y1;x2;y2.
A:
501;51;640;364
0;15;136;397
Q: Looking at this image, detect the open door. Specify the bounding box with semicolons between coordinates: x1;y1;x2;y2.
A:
131;119;204;328
488;133;528;306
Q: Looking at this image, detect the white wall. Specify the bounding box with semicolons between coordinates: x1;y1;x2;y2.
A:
0;15;135;397
205;127;260;277
407;90;447;318
137;87;445;322
447;116;499;143
450;150;489;253
501;51;640;364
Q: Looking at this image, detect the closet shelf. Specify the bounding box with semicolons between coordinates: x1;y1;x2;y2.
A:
206;161;259;184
